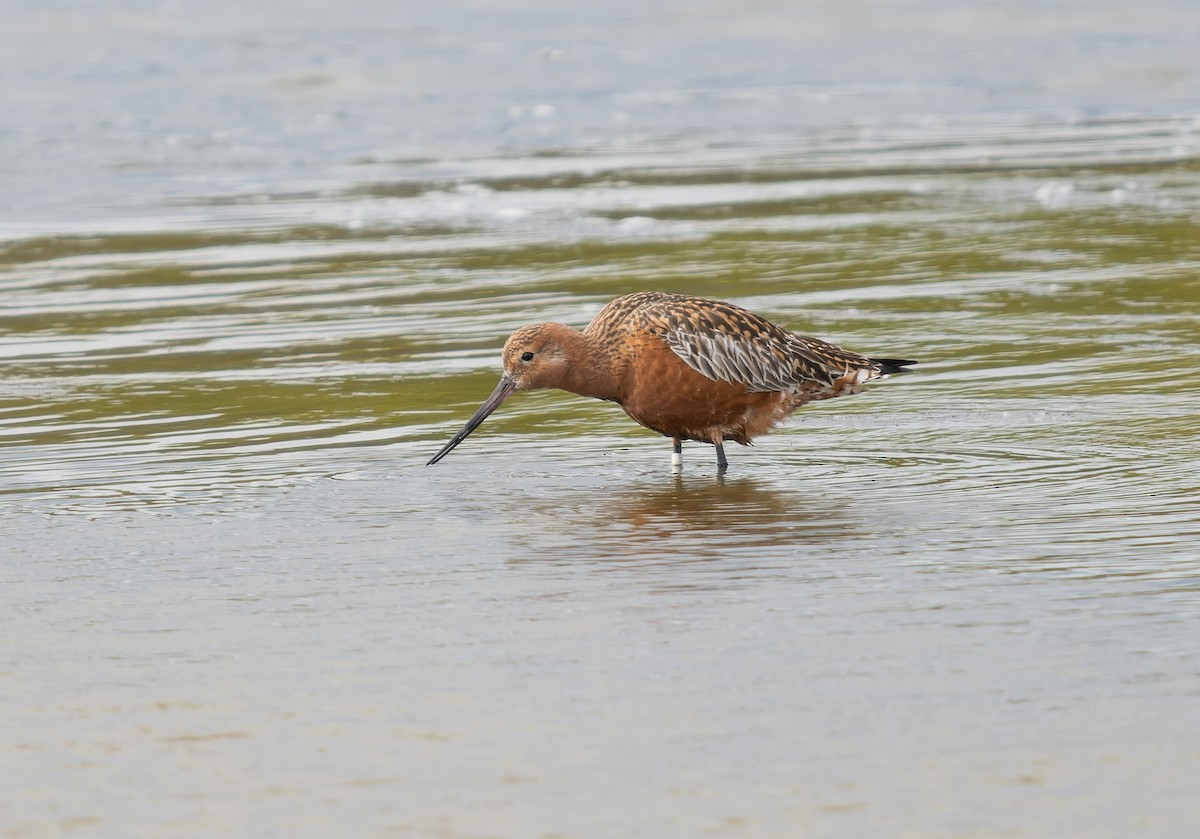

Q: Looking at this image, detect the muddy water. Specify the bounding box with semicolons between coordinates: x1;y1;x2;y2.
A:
3;2;1200;837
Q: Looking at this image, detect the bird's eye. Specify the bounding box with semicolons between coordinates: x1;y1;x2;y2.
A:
520;351;535;362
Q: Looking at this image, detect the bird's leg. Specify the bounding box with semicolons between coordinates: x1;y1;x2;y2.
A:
714;441;728;471
671;437;683;469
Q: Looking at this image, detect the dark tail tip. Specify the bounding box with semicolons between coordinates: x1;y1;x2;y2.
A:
871;358;918;375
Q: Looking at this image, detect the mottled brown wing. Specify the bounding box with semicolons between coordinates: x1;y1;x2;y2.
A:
636;294;847;392
663;325;850;391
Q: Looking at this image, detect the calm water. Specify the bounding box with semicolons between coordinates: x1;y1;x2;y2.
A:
3;2;1200;837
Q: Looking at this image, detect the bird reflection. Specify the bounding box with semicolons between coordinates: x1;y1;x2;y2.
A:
608;473;848;547
505;470;861;584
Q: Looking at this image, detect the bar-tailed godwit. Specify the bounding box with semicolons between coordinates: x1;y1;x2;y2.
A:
427;291;916;469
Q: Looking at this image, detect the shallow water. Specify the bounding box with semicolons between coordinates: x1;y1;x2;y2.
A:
3;2;1200;837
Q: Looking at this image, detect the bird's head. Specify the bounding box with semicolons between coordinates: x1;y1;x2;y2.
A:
426;322;582;465
500;322;576;391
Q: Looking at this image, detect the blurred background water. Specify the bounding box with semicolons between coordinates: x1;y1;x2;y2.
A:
2;2;1199;837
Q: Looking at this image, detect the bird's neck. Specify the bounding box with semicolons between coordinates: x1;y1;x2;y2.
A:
555;328;624;403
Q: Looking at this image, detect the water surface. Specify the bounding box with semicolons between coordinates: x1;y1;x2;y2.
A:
2;2;1199;837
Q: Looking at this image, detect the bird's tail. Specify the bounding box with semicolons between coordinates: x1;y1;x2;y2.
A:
871;358;918;375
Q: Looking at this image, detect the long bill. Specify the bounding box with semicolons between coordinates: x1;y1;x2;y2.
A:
426;375;518;465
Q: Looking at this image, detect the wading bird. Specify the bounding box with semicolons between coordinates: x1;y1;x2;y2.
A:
427;291;915;469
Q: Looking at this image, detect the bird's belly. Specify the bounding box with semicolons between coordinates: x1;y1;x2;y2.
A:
619;347;791;445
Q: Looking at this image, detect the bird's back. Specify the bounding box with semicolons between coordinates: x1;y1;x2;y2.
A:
584;290;897;394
